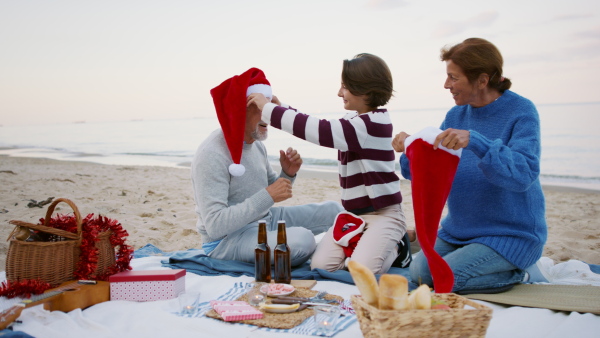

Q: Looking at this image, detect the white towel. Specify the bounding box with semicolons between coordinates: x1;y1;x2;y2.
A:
536;257;600;286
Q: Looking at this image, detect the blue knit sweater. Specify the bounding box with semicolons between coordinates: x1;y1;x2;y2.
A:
400;90;547;269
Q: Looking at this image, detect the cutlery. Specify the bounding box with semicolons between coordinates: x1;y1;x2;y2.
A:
275;297;337;304
271;299;336;306
276;290;336;303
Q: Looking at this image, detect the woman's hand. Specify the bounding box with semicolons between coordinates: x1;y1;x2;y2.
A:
433;128;470;150
392;132;410;153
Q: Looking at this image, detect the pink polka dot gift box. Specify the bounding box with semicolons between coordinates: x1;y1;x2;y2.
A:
109;269;186;301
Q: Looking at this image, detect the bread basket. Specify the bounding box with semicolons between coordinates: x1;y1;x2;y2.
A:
351;293;492;338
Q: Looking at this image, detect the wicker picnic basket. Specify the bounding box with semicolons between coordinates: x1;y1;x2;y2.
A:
6;198;115;287
351;293;492;338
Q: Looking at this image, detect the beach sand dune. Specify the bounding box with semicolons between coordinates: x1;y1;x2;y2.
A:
1;156;598;272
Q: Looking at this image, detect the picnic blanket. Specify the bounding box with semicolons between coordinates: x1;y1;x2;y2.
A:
2;245;600;338
153;245;416;289
144;243;600;314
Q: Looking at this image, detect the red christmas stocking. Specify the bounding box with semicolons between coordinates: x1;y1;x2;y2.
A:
405;127;461;293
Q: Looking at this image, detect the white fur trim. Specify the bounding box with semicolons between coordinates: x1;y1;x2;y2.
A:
405;126;462;157
332;211;366;247
246;84;272;99
229;163;245;176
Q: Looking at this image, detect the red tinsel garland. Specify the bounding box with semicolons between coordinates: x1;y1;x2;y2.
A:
0;279;52;299
1;213;133;299
40;213;133;281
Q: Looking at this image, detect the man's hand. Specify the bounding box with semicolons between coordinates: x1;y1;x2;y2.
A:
280;147;302;177
266;178;293;203
433;128;470;150
392;132;410;153
247;93;270;112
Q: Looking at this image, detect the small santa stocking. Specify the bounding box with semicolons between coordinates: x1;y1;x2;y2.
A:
405;127;462;293
331;211;366;265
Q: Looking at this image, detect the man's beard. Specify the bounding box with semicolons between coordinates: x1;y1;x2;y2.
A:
251;125;268;141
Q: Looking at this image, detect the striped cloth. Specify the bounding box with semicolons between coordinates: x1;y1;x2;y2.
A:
192;282;357;337
263;104;402;211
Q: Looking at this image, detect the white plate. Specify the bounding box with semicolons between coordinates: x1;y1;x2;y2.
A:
260;283;295;297
259;303;300;313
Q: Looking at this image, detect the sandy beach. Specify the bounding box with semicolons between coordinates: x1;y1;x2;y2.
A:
1;155;599;272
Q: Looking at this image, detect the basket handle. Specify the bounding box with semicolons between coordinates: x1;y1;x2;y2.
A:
7;198;82;241
44;198;83;235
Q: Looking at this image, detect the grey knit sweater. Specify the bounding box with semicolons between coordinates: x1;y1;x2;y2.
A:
191;129;295;243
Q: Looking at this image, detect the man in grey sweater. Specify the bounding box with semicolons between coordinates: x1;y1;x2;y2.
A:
192;68;343;266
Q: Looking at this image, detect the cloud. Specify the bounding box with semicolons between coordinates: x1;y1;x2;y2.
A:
576;25;600;40
508;39;600;66
552;13;594;21
367;0;409;9
433;10;499;38
569;40;600;59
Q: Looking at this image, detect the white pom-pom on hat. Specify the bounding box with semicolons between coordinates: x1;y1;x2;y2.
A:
228;163;246;177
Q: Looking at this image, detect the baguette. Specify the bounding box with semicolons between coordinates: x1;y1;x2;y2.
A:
348;260;379;307
407;284;432;310
378;274;409;310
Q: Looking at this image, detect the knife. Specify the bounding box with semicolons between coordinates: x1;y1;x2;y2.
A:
276;296;337;304
271;299;336;306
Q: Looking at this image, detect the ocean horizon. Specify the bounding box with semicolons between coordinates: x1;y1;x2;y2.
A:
1;102;599;191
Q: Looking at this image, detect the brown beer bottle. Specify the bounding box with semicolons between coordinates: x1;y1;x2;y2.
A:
254;220;271;283
274;220;292;284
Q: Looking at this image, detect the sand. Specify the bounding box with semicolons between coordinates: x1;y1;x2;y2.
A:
1;155;599;272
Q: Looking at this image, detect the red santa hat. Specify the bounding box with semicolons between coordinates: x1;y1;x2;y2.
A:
405;126;462;293
210;68;272;176
331;211;366;263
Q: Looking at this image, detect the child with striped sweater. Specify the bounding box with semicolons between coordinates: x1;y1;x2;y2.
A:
247;53;410;274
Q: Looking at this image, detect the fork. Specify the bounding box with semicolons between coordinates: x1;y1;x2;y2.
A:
275;290;334;303
312;290;327;300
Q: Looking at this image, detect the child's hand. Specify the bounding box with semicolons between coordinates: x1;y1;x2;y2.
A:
271;95;281;106
247;93;270;111
392;132;410;153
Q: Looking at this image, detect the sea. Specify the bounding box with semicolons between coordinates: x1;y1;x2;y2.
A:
1;103;599;190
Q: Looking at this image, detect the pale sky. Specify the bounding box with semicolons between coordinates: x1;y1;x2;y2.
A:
1;0;599;126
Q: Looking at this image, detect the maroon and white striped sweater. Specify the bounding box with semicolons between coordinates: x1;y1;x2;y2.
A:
262;102;402;212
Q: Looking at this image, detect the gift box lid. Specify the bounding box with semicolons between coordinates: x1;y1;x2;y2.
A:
109;269;186;282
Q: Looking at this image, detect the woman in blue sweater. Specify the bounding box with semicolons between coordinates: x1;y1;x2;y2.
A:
393;38;547;293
